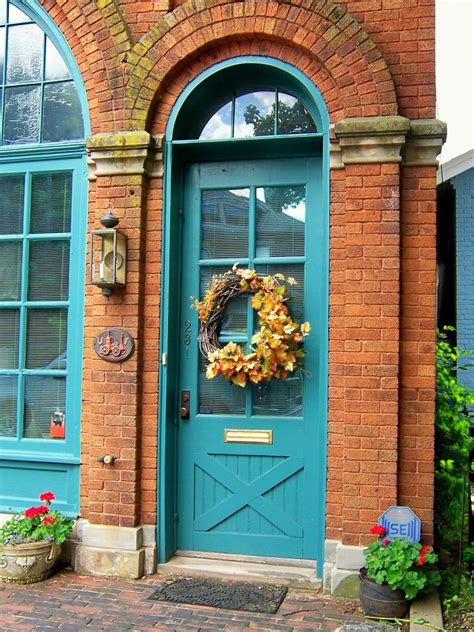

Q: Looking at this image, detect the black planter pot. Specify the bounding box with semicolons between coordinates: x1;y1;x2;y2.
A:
359;568;410;618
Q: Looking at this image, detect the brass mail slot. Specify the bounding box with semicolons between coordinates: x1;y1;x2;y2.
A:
224;429;273;445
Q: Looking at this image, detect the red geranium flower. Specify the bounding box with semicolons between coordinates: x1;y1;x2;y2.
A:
39;491;55;503
420;545;431;553
42;515;57;526
370;525;386;536
24;505;49;519
382;539;391;546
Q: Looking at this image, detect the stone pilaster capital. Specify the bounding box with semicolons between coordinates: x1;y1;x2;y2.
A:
402;119;447;167
87;131;164;180
333;116;410;165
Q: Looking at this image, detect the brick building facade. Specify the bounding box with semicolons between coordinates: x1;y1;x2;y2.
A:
0;0;446;592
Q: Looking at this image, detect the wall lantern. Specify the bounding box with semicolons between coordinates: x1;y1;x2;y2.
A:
90;210;127;297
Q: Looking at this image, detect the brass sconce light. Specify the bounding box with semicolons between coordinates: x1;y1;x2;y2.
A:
90;209;127;297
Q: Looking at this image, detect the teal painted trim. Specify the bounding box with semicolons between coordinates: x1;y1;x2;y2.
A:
8;0;90;137
0;459;80;517
0;451;80;464
166;57;329;139
0;142;86;162
159;56;330;571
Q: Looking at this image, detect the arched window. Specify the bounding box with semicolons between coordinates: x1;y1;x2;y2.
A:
0;0;87;515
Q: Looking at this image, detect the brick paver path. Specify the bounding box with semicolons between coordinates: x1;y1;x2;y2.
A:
0;570;368;631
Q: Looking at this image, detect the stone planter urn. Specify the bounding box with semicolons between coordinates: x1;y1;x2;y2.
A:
0;541;61;584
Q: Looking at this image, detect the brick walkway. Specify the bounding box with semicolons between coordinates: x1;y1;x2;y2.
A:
0;570;368;631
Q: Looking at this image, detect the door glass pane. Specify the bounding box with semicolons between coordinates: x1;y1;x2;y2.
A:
0;310;19;368
0;241;21;300
0;375;17;437
4;84;41;144
198;355;246;415
252;263;305;416
200;266;247;337
278;93;317;134
0;1;5;25
30;172;72;233
235;91;275;137
6;24;43;84
200;101;232;140
26;309;67;369
42;82;84;142
201;189;249;259
256;186;305;258
0;173;24;234
23;375;65;439
253;371;303;417
28;240;69;301
44;37;70;81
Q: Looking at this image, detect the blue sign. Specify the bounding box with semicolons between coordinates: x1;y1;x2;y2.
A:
378;506;421;543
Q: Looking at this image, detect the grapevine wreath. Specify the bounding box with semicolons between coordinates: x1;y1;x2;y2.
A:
193;265;311;387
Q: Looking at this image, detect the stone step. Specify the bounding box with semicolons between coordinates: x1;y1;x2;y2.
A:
157;553;323;590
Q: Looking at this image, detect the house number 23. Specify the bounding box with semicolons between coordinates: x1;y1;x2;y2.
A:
184;320;192;358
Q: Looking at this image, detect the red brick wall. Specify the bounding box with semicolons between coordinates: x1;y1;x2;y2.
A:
37;0;437;543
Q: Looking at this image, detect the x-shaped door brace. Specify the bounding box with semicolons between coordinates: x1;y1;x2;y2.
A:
193;454;304;537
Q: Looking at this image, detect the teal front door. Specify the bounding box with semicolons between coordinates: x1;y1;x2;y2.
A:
177;156;327;562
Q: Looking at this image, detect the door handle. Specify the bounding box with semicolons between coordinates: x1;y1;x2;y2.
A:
179;390;190;420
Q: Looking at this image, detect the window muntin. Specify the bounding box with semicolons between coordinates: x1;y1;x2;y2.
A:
199;89;317;140
0;169;72;441
0;0;84;145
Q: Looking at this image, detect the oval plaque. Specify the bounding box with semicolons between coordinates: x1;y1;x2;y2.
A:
94;328;134;362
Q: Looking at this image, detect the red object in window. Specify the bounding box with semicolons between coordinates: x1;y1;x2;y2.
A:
50;411;65;439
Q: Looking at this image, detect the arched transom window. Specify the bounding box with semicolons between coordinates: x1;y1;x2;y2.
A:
0;0;84;145
200;89;317;140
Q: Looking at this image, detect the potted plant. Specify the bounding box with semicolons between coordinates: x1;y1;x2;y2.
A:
359;525;441;618
0;491;74;584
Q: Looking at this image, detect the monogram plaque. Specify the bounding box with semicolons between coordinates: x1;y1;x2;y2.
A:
94;328;134;362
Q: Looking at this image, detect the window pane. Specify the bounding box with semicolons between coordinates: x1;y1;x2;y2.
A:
4;84;41;144
0;174;24;234
8;4;31;24
278;93;317;134
0;376;17;437
0;241;21;300
26;309;67;369
0;310;20;369
235;91;275;138
23;375;65;439
200;266;247;337
28;240;69;301
44;37;70;80
0;1;5;25
253;372;303;417
199;101;232;140
0;27;4;78
201;189;249;259
42;82;84;142
199;355;245;415
30;172;72;234
256;186;305;258
6;23;43;84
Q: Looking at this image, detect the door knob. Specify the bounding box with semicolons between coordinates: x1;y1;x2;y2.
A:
180;390;190;420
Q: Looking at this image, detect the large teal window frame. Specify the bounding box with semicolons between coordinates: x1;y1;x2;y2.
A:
0;0;89;516
158;57;330;571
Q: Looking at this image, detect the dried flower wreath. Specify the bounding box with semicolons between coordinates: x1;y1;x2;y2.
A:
193;265;311;387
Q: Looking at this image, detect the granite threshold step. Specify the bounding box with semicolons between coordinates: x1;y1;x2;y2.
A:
157;551;323;590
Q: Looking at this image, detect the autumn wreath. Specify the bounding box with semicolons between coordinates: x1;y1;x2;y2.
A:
193;265;310;387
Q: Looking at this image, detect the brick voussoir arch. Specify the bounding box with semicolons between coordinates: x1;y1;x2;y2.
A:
40;0;133;131
125;0;397;130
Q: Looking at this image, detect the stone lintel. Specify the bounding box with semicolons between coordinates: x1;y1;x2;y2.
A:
87;131;163;180
334;116;410;164
402;119;447;167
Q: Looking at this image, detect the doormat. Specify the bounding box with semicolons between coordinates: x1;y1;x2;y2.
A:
148;576;288;614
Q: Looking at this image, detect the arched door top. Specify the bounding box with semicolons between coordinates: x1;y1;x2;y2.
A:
167;57;330;141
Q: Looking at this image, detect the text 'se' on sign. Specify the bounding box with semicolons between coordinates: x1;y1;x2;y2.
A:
378;506;421;544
